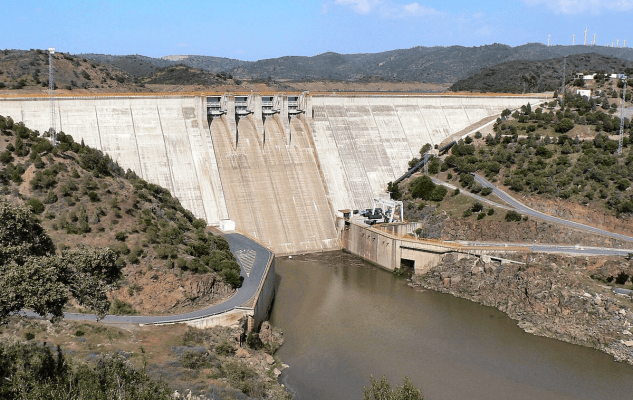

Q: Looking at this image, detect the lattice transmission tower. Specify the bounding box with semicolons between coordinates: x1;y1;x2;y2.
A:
618;77;627;155
48;47;56;144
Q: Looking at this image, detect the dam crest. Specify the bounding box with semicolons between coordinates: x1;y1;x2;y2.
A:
0;92;546;255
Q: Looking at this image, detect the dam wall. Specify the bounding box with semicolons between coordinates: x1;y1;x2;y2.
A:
308;95;545;212
0;93;545;255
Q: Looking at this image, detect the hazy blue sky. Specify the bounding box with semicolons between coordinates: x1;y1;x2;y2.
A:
4;0;632;60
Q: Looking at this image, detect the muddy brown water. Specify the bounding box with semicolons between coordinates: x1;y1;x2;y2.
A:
269;252;633;400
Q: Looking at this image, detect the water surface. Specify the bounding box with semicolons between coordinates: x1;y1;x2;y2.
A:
269;252;633;400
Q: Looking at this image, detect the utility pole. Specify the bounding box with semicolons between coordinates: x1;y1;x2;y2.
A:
48;47;56;145
618;77;627;155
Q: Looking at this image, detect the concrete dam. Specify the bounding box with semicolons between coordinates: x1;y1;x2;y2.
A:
0;92;545;255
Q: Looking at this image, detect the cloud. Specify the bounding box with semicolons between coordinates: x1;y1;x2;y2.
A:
334;0;380;14
523;0;633;14
334;0;442;18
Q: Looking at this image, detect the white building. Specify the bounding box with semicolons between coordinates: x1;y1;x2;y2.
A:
576;89;592;98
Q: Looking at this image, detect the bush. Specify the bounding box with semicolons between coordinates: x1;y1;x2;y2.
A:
505;210;523;222
477;212;486;220
247;332;264;350
462;209;473;218
409;176;436;200
26;198;45;214
215;341;236;356
109;299;138;315
87;191;100;202
115;231;127;241
480;187;493;196
471;202;484;212
615;272;630;285
487;208;495;216
180;349;215;369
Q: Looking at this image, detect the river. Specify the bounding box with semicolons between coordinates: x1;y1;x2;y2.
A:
269;252;633;400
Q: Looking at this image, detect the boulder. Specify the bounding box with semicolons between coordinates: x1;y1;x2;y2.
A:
236;348;250;358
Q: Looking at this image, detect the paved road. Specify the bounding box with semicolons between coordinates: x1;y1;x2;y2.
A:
472;174;633;243
430;177;513;210
455;240;633;257
24;233;272;324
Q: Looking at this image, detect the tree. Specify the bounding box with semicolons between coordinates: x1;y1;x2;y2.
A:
364;375;423;400
0;201;121;324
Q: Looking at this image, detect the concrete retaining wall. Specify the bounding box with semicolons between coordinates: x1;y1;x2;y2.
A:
338;217;445;273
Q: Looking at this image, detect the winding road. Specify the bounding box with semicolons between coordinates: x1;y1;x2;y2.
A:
472;174;633;243
24;175;633;324
25;233;273;325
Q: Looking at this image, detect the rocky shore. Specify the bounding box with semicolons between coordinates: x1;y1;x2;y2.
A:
411;252;633;365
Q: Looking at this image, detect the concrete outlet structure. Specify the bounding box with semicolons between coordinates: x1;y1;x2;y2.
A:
0;92;545;255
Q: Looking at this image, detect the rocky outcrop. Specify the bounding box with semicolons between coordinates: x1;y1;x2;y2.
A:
412;253;633;364
111;269;234;314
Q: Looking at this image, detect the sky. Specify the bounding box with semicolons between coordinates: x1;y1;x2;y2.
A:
4;0;633;60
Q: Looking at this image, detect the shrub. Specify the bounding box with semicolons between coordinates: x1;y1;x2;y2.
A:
43;190;58;204
477;212;486;220
409;176;436;200
487;208;495;216
181;349;214;369
109;299;138;315
247;332;263;350
192;218;206;229
471;202;484;212
26;198;45;214
215;341;236;356
462;209;473;218
615;272;630;285
505;210;523;222
480;187;493;196
115;231;127;241
87;191;100;202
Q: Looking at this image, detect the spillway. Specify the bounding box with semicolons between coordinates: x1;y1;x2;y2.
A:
0;93;545;255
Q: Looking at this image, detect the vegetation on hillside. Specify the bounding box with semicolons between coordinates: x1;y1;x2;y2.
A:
0;338;172;399
0;116;242;314
450;53;633;93
0;49;139;92
439;97;633;216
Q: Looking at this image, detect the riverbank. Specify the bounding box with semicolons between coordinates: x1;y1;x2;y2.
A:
411;252;633;365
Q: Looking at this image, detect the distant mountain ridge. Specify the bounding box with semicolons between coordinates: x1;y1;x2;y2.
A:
450;53;633;93
81;43;633;85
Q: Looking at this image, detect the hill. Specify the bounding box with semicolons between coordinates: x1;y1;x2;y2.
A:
0;116;242;315
0;49;139;92
83;43;633;85
450;53;633;93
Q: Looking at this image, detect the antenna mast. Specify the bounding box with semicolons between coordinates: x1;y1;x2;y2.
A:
561;57;566;108
48;47;56;144
618;77;627;155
